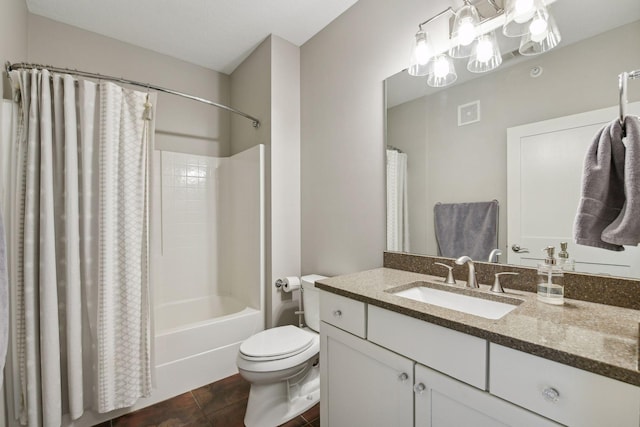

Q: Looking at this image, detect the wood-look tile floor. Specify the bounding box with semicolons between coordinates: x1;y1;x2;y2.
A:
97;374;320;427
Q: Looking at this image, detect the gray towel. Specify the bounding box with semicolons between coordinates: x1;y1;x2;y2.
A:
573;117;639;251
434;201;498;260
602;116;640;246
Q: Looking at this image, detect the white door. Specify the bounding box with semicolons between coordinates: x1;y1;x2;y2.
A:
507;102;640;277
414;364;561;427
320;322;414;427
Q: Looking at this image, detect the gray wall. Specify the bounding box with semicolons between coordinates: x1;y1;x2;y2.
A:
388;21;640;257
230;37;271;155
0;0;28;98
27;14;231;156
387;96;428;255
270;36;302;327
300;0;438;276
0;1;27;423
231;35;302;327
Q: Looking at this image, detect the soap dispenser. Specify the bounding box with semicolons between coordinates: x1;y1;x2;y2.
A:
557;241;575;271
537;246;564;305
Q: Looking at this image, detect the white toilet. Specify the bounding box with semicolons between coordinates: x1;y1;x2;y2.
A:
237;274;326;427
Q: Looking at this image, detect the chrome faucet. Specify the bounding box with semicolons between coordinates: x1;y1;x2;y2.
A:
487;248;502;263
455;256;479;288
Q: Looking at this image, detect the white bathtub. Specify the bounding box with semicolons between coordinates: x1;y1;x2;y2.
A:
152;295;263;402
155;294;249;332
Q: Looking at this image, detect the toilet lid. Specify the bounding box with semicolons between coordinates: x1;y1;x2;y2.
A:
240;325;314;359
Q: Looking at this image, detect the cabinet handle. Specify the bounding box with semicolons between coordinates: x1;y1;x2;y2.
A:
398;372;409;382
333;310;342;318
413;383;426;394
542;387;560;403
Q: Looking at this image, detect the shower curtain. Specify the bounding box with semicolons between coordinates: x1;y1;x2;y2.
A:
386;149;409;252
7;69;154;426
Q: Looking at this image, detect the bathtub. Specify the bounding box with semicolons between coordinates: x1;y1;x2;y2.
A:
152;295;263;402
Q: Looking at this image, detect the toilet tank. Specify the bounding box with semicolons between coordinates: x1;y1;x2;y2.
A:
301;274;326;332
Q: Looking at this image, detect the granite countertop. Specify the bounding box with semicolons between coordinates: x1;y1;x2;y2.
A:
316;267;640;387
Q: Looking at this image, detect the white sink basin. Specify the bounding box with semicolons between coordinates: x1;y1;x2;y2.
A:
392;285;519;320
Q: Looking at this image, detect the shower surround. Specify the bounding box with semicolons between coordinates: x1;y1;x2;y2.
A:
151;145;265;405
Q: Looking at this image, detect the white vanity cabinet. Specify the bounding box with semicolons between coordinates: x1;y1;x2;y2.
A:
319;290;639;427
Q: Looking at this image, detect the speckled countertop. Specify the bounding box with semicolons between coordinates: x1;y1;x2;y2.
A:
316;267;640;387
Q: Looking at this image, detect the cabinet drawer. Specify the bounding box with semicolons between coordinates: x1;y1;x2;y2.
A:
489;343;640;427
368;305;487;389
320;291;366;338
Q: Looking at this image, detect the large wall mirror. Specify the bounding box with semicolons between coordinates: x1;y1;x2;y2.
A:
385;0;640;277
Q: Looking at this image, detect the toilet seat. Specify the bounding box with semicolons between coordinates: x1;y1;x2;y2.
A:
237;327;319;373
240;325;314;361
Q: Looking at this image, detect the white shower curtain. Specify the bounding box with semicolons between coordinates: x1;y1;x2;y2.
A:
8;69;154;426
386;149;409;252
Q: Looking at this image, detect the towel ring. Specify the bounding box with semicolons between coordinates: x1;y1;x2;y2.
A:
619;69;640;125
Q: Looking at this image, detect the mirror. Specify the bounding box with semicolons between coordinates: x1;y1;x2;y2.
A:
385;0;640;277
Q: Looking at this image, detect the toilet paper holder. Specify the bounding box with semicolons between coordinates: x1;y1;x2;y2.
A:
275;276;301;292
275;277;305;328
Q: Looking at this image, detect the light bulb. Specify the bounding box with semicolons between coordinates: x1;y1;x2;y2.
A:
415;37;430;65
433;57;450;78
514;0;535;23
476;37;493;62
458;18;476;46
529;17;548;42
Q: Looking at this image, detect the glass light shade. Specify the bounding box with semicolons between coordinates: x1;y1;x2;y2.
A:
427;55;457;87
503;0;547;37
467;31;502;73
449;4;480;58
519;14;561;55
408;30;432;76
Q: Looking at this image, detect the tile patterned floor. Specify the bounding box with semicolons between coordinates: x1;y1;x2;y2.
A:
97;374;319;427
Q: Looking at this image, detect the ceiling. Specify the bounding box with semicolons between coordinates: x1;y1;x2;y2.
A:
26;0;359;74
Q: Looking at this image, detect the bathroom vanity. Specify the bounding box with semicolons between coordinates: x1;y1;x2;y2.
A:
316;267;640;427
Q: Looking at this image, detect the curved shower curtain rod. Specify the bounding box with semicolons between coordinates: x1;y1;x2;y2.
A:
5;61;261;128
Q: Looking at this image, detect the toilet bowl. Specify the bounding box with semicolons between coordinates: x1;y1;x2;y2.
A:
237;274;325;427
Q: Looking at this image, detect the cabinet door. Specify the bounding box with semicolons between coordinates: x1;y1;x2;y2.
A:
320;322;414;427
415;364;561;427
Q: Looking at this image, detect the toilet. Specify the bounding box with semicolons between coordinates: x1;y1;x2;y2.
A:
237;274;326;427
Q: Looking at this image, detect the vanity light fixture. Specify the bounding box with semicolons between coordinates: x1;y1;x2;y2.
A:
408;29;432;76
408;0;561;87
449;1;481;58
408;7;454;78
518;13;561;55
503;0;545;37
428;54;458;87
468;31;502;72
